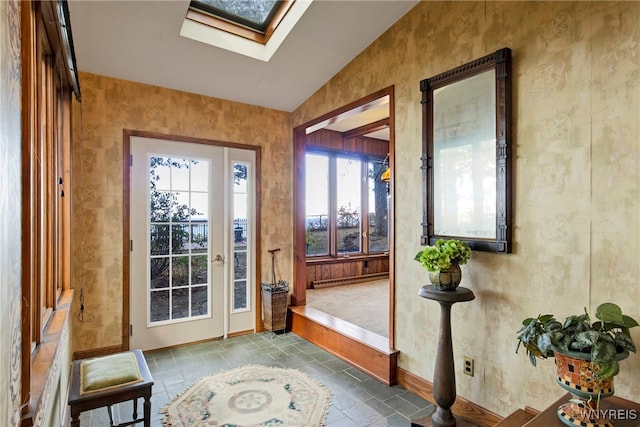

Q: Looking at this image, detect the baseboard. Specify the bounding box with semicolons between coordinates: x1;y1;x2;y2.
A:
311;272;389;289
227;329;254;338
73;344;124;361
397;367;502;427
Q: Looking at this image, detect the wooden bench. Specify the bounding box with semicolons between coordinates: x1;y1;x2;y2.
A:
68;349;154;427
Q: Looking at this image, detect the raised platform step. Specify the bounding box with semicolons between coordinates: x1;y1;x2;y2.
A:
288;305;398;385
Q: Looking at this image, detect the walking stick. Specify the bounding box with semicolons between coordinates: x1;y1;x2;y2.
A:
268;248;281;287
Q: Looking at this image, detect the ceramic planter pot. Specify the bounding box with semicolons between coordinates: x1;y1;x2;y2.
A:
554;348;629;427
428;262;461;291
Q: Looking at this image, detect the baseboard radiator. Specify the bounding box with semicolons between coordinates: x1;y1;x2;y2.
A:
311;272;389;289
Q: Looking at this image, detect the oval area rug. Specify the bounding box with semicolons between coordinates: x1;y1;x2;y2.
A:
161;365;331;426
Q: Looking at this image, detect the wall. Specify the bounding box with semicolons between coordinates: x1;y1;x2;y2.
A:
0;0;23;424
71;73;293;354
292;1;640;416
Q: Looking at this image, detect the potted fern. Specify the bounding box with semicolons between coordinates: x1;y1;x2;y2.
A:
414;239;471;290
516;302;638;426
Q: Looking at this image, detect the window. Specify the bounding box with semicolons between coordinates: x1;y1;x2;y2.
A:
20;1;79;423
305;152;389;258
148;157;210;323
187;0;293;44
232;163;250;312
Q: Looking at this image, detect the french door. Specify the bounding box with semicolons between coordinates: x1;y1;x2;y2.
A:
129;136;255;350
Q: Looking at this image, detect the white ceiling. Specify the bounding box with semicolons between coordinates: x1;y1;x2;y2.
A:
67;0;418;113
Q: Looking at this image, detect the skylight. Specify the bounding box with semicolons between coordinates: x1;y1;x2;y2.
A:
190;0;282;34
182;0;311;62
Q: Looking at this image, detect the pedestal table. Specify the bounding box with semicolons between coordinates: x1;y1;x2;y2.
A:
412;285;476;427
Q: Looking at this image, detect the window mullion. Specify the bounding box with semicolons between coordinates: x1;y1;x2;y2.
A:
328;155;337;257
361;159;369;255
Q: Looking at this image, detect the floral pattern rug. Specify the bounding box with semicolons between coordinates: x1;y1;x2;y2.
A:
161;365;331;426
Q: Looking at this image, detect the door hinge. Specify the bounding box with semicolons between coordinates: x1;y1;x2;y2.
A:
130;240;133;252
130;154;133;166
130;324;133;336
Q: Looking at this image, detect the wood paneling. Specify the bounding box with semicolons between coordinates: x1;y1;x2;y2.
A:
306;128;388;157
289;306;398;385
306;255;389;288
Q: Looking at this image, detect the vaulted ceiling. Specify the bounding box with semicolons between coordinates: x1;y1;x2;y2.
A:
67;1;418;113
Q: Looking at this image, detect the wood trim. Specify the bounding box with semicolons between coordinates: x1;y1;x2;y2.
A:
343;117;389;140
397;367;502;427
311;272;388;289
387;86;396;348
303;90;391;135
227;329;254;338
292;125;307;306
121;130;132;350
20;0;36;416
72;344;125;361
289;306;398;385
121;129;262;347
292;86;396;352
139;336;224;355
22;290;73;427
185;0;292;45
495;408;538;427
254;145;262;331
306;252;388;265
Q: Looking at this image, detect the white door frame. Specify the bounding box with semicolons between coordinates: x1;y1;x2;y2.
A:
123;131;260;351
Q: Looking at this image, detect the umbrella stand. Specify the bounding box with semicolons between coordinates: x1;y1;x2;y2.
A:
261;248;288;332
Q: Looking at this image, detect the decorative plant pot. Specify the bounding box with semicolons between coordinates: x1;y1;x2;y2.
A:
554;349;629;427
429;263;461;291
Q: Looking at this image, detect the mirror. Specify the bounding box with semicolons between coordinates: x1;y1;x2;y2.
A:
420;48;512;253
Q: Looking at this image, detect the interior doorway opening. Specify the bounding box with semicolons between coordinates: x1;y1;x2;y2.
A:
292;87;395;347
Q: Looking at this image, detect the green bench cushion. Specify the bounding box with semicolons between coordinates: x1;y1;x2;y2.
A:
80;351;143;395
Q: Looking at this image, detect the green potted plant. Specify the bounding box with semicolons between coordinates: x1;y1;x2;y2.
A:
516;303;638;426
414;239;471;290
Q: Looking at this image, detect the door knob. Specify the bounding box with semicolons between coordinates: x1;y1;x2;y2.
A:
213;254;224;263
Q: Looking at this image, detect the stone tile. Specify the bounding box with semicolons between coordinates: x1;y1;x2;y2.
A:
382;394;423;418
356;377;404;401
395;389;432;410
386;412;412;426
341;401;387;426
83;332;430;427
362;396;396;417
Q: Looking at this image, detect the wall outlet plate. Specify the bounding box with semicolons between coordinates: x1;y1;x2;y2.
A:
463;356;474;377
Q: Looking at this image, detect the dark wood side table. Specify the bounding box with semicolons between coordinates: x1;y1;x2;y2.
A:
523;393;640;426
412;285;476;427
68;349;154;427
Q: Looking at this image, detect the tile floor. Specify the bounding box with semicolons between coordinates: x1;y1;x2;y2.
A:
78;331;434;426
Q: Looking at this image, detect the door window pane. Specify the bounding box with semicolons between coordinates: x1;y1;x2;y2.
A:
305;153;329;256
148;156;210;324
150;290;169;322
232;162;250;312
191;286;208;316
337;158;361;254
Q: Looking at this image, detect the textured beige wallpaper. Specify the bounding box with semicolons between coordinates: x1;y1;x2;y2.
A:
71;73;293;354
293;1;639;416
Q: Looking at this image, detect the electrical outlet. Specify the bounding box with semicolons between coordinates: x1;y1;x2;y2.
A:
463;356;474;377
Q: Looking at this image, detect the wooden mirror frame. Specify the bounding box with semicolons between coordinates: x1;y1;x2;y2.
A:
420;47;512;253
